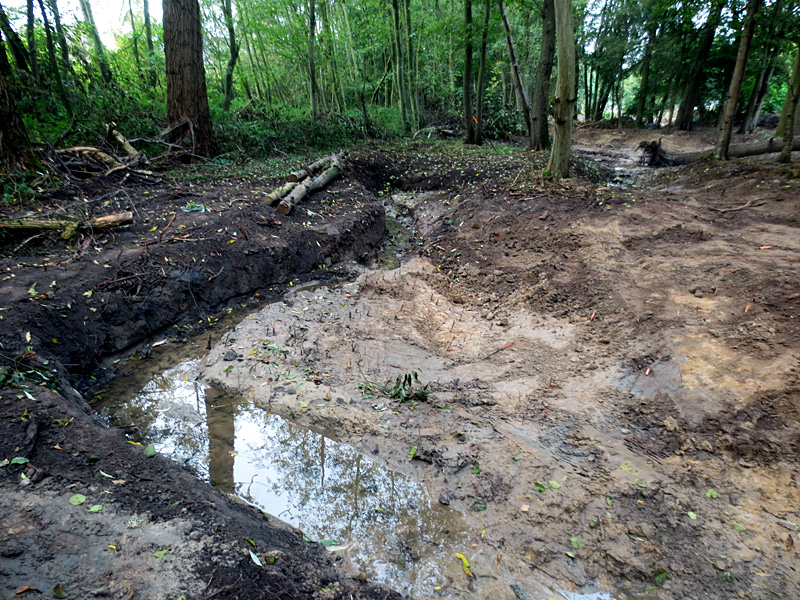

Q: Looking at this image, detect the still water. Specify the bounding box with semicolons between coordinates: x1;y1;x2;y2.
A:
98;358;476;597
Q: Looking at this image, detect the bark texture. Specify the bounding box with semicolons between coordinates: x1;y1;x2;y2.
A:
779;47;800;164
531;0;555;150
715;0;760;160
546;0;575;180
463;0;476;144
163;0;213;157
0;69;31;173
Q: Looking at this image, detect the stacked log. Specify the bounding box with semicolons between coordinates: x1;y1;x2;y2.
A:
267;152;346;215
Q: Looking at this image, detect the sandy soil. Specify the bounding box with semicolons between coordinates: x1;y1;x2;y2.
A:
1;128;798;599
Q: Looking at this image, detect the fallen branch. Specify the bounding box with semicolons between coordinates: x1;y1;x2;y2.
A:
666;135;800;166
289;153;339;182
0;211;133;240
267;181;299;205
708;199;766;213
277;155;344;215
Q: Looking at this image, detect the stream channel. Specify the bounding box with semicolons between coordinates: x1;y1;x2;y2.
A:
95;205;482;598
95;198;618;600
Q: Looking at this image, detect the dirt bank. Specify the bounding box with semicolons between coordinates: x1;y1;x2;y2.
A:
0;160;396;599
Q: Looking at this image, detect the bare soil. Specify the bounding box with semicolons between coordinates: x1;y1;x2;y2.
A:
1;129;799;599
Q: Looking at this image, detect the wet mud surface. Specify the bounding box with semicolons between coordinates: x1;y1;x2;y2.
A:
1;131;799;599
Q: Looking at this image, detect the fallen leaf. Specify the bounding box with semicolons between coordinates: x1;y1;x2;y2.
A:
69;493;87;506
456;553;473;577
687;512;698;520
408;446;417;461
154;548;170;558
86;505;103;513
570;536;583;550
548;480;561;489
249;549;262;566
706;489;719;499
144;444;156;458
620;464;633;471
53;584;68;598
245;538;256;547
14;585;41;595
521;504;530;513
9;457;29;465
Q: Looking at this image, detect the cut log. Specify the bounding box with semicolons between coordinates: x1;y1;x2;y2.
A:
668;135;800;166
0;212;133;239
277;157;342;216
267;181;299;205
106;122;139;157
288;151;346;182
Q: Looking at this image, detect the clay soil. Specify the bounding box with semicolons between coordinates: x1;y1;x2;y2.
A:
1;128;799;600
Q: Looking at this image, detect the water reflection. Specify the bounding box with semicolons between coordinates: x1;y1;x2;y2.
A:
98;359;475;596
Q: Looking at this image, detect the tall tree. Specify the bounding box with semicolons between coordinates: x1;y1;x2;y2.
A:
674;0;725;131
463;0;475;143
531;0;555;150
47;0;73;78
26;0;39;80
78;0;112;84
715;0;760;160
547;0;575;180
0;69;31;172
308;0;319;119
221;0;239;111
475;0;490;144
779;45;800;164
391;0;410;131
37;0;71;116
0;3;31;73
499;0;532;144
634;23;657;127
163;0;213;157
143;0;157;87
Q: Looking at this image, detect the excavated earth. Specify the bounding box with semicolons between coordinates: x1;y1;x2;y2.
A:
1;129;799;600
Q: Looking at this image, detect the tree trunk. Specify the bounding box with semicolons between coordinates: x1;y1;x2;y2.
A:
499;0;532;143
668;135;800;165
0;5;30;74
221;0;239;111
36;0;71;117
308;0;319;119
475;0;490;145
715;0;760;159
127;0;141;73
163;0;213;157
546;0;575;181
26;0;39;80
0;69;31;173
674;0;724;131
779;47;800;163
463;0;476;144
635;24;657;127
143;0;156;88
278;157;343;215
531;0;555;150
79;0;113;84
391;0;410;132
404;0;417;127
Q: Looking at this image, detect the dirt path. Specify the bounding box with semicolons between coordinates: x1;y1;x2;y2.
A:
1;131;799;600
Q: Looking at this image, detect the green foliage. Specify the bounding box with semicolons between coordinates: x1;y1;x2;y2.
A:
360;370;429;403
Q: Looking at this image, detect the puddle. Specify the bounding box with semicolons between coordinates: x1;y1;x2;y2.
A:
97;359;479;597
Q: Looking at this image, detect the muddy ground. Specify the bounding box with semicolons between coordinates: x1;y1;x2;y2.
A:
1;129;799;599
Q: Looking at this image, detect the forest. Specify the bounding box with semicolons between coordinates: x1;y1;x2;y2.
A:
0;0;799;177
1;1;799;600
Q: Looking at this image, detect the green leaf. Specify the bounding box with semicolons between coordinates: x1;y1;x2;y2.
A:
473;503;487;511
69;493;87;506
86;505;103;513
154;548;170;558
144;444;157;458
548;480;561;489
635;478;648;488
249;549;262;566
533;481;548;493
245;538;256;547
298;401;309;408
566;551;577;558
472;465;481;474
53;583;68;598
569;536;583;550
620;464;633;471
318;539;340;546
99;470;114;478
706;489;719;499
408;446;417;461
733;522;747;532
10;457;30;465
687;511;698;520
654;569;668;586
606;496;612;506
